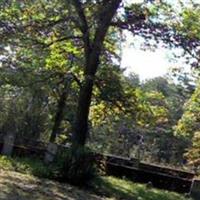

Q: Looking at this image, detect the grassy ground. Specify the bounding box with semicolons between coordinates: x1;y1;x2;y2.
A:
91;176;191;200
0;169;103;200
0;155;192;200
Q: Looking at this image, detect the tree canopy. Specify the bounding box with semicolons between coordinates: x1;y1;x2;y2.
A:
1;0;200;172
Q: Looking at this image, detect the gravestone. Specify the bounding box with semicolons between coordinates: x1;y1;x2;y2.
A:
44;142;58;163
190;179;200;200
2;133;15;156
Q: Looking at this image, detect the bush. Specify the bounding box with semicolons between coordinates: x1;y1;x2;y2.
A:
0;155;55;178
60;147;97;186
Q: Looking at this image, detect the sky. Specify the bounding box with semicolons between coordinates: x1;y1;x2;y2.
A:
121;43;171;80
121;0;192;81
121;34;188;81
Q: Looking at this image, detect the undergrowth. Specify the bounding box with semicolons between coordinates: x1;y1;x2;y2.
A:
0;155;192;200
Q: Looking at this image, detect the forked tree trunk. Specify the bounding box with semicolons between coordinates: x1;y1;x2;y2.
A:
72;0;122;148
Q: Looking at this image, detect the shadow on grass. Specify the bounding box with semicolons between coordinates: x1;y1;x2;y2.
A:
89;177;137;200
0;170;102;200
89;176;190;200
0;156;191;200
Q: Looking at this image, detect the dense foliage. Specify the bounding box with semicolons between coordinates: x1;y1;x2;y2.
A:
0;0;200;184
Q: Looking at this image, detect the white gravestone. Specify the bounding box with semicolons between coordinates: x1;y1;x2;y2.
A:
44;142;58;163
2;133;15;156
190;179;200;200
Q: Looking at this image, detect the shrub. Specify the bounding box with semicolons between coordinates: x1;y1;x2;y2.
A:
60;147;97;186
0;155;55;178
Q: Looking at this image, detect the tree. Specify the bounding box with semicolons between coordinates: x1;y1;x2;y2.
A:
175;82;200;139
1;0;200;150
185;131;200;169
0;0;146;148
71;0;123;147
174;82;200;167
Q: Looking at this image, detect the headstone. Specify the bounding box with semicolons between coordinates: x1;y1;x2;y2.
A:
44;142;58;163
1;133;15;156
190;179;200;200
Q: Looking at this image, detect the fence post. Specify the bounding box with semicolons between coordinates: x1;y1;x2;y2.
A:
1;133;15;156
190;179;200;200
44;142;58;163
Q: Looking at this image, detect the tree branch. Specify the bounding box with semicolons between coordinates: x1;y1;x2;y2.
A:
46;35;82;47
86;0;122;74
71;0;89;35
71;0;91;60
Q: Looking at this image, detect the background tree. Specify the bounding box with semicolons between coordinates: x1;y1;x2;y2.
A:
1;0;200;171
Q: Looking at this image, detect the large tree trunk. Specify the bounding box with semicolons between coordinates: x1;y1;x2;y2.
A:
73;74;94;146
72;0;122;147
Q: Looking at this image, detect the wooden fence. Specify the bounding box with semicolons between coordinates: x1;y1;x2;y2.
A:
0;138;196;195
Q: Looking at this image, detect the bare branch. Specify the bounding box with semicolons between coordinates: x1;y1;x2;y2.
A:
71;0;89;35
70;72;82;88
71;0;92;66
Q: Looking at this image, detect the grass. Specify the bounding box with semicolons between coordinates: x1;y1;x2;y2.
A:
0;155;193;200
0;155;57;178
90;176;192;200
0;169;102;200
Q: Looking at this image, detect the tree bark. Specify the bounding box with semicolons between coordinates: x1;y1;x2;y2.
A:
72;0;122;147
49;77;71;143
73;75;94;146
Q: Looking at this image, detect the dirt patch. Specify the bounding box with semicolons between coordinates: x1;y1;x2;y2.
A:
0;169;108;200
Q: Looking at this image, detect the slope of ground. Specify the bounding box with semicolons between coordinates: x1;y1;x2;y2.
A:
0;155;192;200
0;169;103;200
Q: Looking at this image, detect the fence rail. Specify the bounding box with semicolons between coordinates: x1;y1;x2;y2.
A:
0;139;196;194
